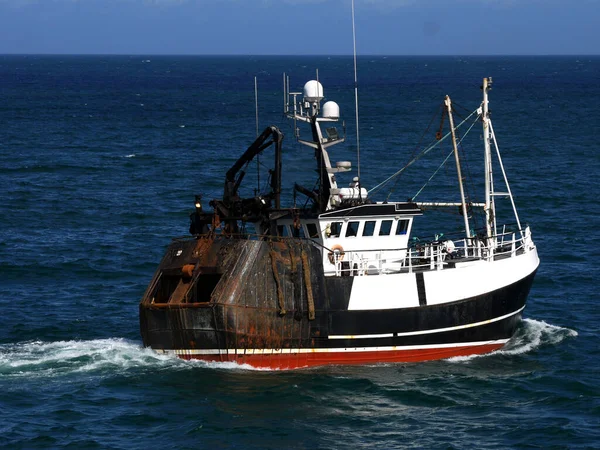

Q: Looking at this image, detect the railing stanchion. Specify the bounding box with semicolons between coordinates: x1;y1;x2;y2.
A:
511;233;516;257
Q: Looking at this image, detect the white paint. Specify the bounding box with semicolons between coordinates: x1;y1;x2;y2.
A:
347;271;420;309
328;333;394;340
346;246;539;310
321;215;415;275
424;247;539;305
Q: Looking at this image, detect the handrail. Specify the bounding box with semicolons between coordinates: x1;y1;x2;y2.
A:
325;227;533;277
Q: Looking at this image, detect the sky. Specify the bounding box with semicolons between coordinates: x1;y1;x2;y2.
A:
0;0;598;55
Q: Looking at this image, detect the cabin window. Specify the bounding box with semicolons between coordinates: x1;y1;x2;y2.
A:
306;223;320;238
363;220;376;237
345;221;360;237
379;220;393;236
277;225;290;237
293;224;306;238
395;220;409;235
329;222;343;238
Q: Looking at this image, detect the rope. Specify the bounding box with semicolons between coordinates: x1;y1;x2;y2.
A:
268;242;286;316
369;108;480;197
412;114;481;200
412;149;455;200
300;249;316;321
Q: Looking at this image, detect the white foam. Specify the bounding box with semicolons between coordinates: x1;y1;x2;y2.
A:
447;318;577;363
186;359;273;371
124;154;136;158
500;318;577;355
0;338;276;378
0;339;174;378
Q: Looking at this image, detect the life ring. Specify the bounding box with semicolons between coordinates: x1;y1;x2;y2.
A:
444;240;455;254
328;244;345;264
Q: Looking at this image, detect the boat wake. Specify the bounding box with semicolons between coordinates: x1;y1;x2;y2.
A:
0;320;576;377
447;318;578;363
0;338;260;379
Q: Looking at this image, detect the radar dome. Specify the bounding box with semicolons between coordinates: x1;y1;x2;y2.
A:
303;80;324;102
322;101;340;119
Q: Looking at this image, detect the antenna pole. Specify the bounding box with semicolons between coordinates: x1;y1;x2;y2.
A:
255;76;259;137
445;95;471;238
283;73;286;114
255;76;260;192
351;0;361;182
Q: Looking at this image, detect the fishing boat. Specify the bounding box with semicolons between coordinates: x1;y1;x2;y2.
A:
139;76;539;369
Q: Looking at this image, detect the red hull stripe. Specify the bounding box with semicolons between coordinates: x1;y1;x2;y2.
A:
159;340;508;370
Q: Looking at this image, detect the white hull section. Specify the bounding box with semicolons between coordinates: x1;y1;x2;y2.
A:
347;247;539;310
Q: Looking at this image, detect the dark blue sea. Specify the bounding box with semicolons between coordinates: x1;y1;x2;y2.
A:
1;55;598;449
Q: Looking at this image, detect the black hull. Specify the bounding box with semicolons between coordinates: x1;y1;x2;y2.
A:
140;237;536;369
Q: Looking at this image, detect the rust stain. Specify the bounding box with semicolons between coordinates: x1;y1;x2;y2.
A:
301;248;316;320
269;242;287;316
181;264;195;279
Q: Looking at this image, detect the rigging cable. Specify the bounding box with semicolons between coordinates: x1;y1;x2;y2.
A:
369;108;480;198
385;103;445;201
411;114;480;200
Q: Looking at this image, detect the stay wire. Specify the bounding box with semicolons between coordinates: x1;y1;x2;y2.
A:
384;103;445;201
370;108;480;198
412;114;480;200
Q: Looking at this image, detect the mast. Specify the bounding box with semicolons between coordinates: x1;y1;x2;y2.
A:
482;77;495;238
445;95;471;238
285;79;347;212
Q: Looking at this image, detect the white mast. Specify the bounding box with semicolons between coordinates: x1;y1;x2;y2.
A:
445;95;471;238
482;77;495;238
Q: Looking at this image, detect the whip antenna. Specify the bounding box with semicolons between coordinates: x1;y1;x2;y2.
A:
351;0;361;182
255;76;260;192
254;76;259;137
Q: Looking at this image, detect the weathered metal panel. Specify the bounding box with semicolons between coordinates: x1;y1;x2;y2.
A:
140;237;328;354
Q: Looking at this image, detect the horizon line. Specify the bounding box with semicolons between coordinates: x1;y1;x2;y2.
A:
1;53;599;58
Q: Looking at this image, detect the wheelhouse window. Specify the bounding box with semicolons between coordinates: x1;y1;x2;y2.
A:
329;222;342;238
395;220;409;235
277;225;290;237
306;223;320;238
379;220;393;236
362;220;376;237
345;221;360;237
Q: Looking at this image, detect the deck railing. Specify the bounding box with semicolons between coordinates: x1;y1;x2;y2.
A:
326;226;534;277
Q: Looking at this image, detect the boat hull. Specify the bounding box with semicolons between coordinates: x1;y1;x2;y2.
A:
170;341;509;369
140;238;537;370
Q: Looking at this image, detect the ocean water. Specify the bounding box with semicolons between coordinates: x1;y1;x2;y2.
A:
1;55;598;449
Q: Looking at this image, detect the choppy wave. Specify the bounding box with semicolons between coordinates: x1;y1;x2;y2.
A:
0;338;259;378
448;318;578;363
